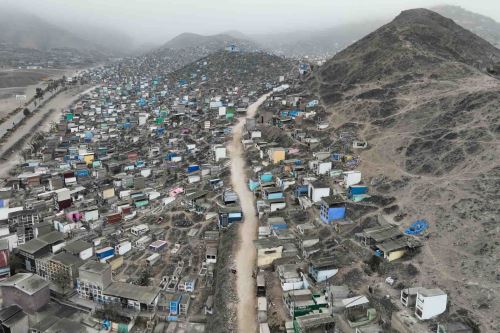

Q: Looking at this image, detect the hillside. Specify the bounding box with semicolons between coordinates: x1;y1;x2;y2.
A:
144;33;263;76
0;9;98;52
168;50;296;93
308;8;500;332
432;5;500;48
161;32;259;51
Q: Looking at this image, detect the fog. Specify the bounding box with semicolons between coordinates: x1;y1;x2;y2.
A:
2;0;500;47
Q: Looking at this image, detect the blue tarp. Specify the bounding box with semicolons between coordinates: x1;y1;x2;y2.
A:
404;220;428;235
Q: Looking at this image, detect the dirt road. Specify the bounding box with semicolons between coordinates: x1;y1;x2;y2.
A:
228;93;271;333
0;85;96;177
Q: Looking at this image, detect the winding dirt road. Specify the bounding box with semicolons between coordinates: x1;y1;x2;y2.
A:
228;93;271;333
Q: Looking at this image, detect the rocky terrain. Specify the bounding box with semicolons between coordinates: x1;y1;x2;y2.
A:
307;8;500;332
432;5;500;48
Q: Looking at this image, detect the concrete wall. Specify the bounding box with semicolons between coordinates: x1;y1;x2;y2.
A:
0;285;50;314
79;266;112;289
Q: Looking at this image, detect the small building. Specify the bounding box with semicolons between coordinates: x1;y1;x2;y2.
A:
294;312;335;333
146;253;161;266
343;171;362;188
267;147;286;164
0;305;29;333
103;282;161;311
254;238;283;267
415;288;447;320
149;240;167;252
63;239;93;260
131;224;149;236
218;206;243;228
206;245;217;264
320;195;346;223
278;264;306;291
308;181;331;203
308;256;339;282
0;273;50;314
77;261;112;303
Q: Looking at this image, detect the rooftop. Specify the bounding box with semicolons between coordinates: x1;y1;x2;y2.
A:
104;282;160;304
0;273;49;295
79;261;111;274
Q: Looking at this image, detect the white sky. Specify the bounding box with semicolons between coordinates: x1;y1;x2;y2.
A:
3;0;500;44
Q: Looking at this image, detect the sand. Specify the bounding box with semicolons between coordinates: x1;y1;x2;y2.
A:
228;93;271;333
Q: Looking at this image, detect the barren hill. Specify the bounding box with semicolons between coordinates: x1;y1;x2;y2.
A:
309;8;500;332
432;5;500;48
161;32;258;51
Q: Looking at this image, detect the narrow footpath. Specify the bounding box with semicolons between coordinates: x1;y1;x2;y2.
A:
228;93;271;333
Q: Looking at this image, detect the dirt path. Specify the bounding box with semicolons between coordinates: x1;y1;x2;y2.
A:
229;93;270;333
0;85;96;177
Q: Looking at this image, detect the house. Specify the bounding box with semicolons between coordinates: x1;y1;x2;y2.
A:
131;224;149;236
343;171;362;188
374;237;422;262
213;145;227;162
254;238;283;267
308;256;339;282
342;295;378;328
256;272;266;297
0;273;50;314
178;274;197;292
77;261;112;303
103;282;161;311
63;239;93;260
268;217;288;230
277;264;307;291
320;195;346;223
35;252;84;294
206;244;217;264
268;198;286;212
283;288;328;318
360;225;401;246
0;305;29;333
17;231;66;272
262;187;284;200
348;185;369;201
0;239;10;280
293;313;335;333
414;288;447;320
223;189;238;205
308;181;331;203
309;160;332;176
159;292;190;320
218;206;243;228
7;209;40;245
267;147;286;164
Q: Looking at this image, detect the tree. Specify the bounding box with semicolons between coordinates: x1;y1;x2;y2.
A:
52;269;71;295
136;267;152;286
35;87;44;99
23;108;30;116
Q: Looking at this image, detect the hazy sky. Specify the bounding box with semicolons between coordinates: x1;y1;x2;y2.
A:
3;0;500;45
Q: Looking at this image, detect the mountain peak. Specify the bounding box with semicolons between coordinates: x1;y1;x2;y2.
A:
317;8;500;90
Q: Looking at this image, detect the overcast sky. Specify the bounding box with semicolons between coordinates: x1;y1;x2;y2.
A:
2;0;500;45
